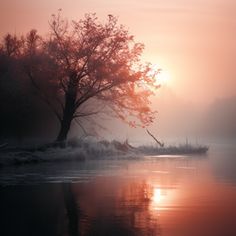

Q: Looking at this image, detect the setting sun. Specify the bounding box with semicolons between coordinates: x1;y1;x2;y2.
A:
158;70;171;85
150;64;171;86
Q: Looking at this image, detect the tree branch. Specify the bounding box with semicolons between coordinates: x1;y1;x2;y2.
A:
25;68;62;122
146;129;164;147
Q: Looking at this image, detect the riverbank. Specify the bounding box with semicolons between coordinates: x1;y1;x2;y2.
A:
0;139;208;167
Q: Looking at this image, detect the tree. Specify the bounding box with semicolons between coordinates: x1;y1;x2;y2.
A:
0;31;61;142
47;12;159;142
1;12;159;143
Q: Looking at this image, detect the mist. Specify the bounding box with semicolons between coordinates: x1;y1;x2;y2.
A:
100;86;236;146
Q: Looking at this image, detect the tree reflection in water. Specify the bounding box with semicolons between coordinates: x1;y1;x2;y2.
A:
0;180;161;236
62;183;80;236
62;179;161;236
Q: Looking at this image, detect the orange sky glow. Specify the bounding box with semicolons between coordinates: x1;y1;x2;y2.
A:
1;0;236;104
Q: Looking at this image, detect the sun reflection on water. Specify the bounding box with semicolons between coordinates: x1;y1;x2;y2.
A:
153;188;162;204
151;187;165;211
149;184;177;213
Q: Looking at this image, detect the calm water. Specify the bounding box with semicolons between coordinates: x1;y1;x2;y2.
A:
0;145;236;236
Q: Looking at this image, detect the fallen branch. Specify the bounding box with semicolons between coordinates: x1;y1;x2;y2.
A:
146;129;164;147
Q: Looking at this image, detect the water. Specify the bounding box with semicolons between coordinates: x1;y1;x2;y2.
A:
0;145;236;236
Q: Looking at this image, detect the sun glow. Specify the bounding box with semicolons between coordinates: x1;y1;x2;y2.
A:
158;70;171;85
150;64;171;86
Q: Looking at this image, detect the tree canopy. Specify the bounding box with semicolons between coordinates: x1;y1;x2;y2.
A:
0;12;159;142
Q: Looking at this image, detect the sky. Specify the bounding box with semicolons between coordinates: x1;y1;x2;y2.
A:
0;0;235;142
0;0;236;105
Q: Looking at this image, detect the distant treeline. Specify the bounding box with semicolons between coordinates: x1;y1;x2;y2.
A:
0;48;59;142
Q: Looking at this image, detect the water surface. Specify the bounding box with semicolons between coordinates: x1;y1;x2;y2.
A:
0;145;236;236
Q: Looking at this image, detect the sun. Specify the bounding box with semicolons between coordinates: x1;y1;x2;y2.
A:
150;64;171;86
158;70;171;85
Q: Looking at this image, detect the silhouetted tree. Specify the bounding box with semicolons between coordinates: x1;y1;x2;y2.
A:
0;12;159;143
47;12;159;142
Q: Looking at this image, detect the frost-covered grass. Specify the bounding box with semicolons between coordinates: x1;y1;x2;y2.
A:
0;138;141;166
138;143;209;155
0;138;208;167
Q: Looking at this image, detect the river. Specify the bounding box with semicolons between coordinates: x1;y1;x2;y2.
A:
0;144;236;236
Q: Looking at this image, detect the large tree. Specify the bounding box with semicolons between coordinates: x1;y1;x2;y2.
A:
1;12;159;142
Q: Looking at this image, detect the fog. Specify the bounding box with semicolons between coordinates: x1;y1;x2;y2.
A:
101;86;236;146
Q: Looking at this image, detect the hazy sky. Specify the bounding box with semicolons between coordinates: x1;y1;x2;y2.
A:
1;0;236;104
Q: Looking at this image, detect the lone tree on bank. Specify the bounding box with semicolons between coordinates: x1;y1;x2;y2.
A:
1;12;159;142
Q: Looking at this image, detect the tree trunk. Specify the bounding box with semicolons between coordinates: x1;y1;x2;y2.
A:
56;116;73;142
56;75;77;143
